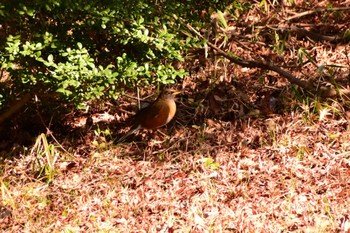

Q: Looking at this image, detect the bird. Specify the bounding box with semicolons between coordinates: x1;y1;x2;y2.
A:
116;89;180;143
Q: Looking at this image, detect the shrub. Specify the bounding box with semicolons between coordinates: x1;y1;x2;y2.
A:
1;0;232;109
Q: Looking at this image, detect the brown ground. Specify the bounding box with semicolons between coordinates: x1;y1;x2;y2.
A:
1;1;350;232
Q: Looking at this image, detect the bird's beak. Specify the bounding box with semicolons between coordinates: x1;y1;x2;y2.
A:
172;91;181;96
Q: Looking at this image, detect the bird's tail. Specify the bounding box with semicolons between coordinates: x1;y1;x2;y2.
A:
116;124;141;143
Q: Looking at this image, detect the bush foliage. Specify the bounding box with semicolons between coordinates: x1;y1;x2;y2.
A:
0;0;229;108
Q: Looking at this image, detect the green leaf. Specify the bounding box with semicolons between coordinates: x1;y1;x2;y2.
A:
47;54;53;62
203;158;220;170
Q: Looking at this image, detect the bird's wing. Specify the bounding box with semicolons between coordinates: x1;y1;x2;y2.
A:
136;102;166;120
136;101;171;129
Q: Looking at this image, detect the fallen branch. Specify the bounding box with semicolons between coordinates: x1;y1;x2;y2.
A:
284;7;350;22
0;93;32;125
177;16;312;90
175;15;350;98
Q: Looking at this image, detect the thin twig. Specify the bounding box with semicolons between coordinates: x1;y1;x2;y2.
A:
284;7;350;22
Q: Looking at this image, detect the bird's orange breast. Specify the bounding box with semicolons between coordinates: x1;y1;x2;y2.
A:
140;100;176;129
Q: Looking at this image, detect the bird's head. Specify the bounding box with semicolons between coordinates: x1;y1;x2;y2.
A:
158;89;180;100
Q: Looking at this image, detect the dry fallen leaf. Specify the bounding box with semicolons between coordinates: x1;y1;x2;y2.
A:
207;92;221;114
